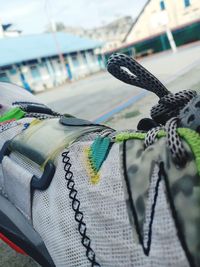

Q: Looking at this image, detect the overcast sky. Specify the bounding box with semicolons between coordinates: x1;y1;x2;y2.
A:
0;0;147;34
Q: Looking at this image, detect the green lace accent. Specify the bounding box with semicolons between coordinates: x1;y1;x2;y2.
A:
157;130;166;138
115;130;167;142
115;132;146;142
115;128;200;174
177;128;200;175
0;107;25;123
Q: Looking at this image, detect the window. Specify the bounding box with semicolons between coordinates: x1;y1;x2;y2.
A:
71;54;79;67
9;68;17;75
160;1;166;10
82;53;88;64
0;72;10;82
30;66;41;80
184;0;191;7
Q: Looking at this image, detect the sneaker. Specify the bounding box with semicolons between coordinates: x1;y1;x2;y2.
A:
0;55;199;267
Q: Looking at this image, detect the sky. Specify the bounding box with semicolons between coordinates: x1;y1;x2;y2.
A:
0;0;147;34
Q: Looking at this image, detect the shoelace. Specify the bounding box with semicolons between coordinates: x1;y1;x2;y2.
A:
144;118;188;166
151;90;197;124
107;53;197;167
12;101;61;119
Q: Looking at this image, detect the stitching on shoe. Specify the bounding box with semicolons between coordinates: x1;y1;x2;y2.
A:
62;151;101;267
160;162;195;267
122;141;161;256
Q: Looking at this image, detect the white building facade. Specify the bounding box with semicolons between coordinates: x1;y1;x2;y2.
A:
0;33;104;93
126;0;200;43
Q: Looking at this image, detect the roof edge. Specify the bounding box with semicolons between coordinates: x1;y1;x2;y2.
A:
123;0;151;42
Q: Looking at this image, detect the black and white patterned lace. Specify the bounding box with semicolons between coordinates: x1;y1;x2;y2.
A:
24;113;60;120
151;90;197;124
146;91;196;166
166;117;188;166
107;53;169;98
144;127;162;148
12;101;61;120
107;53;198;166
144;118;188;166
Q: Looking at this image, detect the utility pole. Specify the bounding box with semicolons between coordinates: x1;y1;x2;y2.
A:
44;0;66;76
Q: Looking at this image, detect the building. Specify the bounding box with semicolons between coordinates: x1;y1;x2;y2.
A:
0;32;104;93
0;20;21;38
1;24;21;38
102;0;200;60
64;16;134;53
125;0;200;43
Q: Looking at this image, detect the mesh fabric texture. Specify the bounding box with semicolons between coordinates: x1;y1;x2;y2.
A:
0;118;34;196
32;140;189;267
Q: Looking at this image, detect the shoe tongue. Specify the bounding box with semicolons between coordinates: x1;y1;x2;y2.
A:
179;95;200;132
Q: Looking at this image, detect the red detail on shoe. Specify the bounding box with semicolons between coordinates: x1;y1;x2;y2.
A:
0;119;16;125
0;233;27;255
